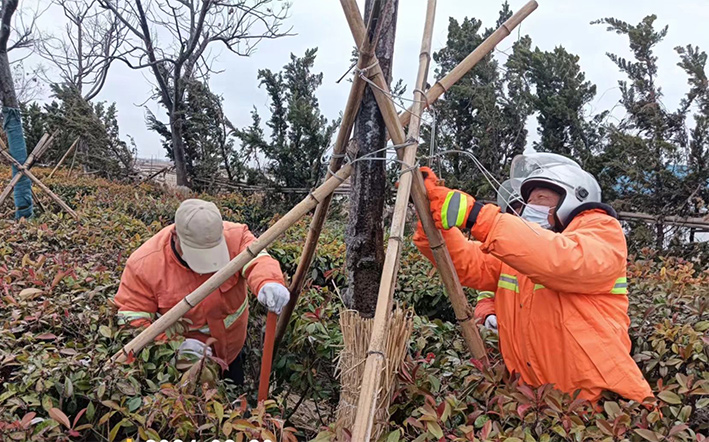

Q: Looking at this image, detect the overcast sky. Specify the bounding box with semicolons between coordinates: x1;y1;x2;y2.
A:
17;0;709;160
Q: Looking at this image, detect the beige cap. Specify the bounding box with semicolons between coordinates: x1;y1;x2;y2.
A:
174;199;230;274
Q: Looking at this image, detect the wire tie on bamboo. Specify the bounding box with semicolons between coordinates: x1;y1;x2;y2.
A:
328;168;346;183
367;350;386;359
308;190;321;205
455;314;474;323
356;60;380;77
433;79;449;93
413;88;430;108
245;246;258;258
183;297;195;308
388;235;404;244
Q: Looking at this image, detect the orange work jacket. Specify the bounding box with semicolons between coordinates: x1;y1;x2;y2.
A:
414;205;653;403
114;222;284;365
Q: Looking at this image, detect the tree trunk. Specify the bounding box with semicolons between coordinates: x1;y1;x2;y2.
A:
0;0;32;218
344;0;398;317
0;52;17;108
170;109;189;186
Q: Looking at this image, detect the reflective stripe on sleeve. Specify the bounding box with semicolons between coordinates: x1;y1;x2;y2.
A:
610;277;628;295
116;311;154;325
497;273;519;292
477;291;495;302
241;249;272;276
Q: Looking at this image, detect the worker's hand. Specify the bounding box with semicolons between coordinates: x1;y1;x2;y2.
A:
177;338;213;360
257;283;290;314
420;166;477;230
484;315;498;332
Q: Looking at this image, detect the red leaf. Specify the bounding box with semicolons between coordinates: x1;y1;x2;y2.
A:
517;403;533;417
209;355;229;372
518;384;536;400
49;408;71;429
123;350;136;364
36;333;57;340
72;408;87;428
20;412;36;427
481;420;492;439
436;401;446;418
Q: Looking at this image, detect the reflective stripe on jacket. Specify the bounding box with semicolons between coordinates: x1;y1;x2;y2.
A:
414;207;653;403
114;222;285;364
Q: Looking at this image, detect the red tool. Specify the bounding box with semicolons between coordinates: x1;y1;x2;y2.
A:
258;311;278;402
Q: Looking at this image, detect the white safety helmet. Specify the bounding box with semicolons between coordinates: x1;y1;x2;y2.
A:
520;163;602;229
497;178;524;214
510;150;581;180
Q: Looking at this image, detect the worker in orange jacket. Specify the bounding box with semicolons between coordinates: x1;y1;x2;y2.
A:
414;163;654;403
114;199;289;384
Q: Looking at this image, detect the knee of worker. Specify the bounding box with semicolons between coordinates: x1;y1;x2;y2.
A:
177;338;213;360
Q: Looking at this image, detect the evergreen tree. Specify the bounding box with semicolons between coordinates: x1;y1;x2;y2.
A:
524;46;601;164
593;16;696;247
234;48;337;197
147;80;236;190
425;3;531;197
38;85;135;178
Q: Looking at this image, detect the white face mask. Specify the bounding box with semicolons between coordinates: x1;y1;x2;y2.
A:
521;204;553;229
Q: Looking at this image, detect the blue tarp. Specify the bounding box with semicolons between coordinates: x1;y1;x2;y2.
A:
4;107;32;219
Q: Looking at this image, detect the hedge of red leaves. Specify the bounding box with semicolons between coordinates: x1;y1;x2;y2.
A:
0;169;707;441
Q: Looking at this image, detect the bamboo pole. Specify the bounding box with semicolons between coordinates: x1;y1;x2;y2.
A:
48;137;80;179
141;165;174;183
0;144;80;220
0;133;50;205
273;0;386;350
397;1;539;129
351;2;436;438
110;164;354;364
67;139;80;178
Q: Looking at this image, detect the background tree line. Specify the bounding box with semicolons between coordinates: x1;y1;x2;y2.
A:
7;0;708;251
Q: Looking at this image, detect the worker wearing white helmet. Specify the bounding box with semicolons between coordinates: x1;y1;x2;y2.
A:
415;155;653;403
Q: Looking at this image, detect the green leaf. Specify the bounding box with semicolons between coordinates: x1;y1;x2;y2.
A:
214;401;224;422
63;377;73;398
694;320;709;331
657;390;682;405
98;325;112;338
386;429;401;442
97;383;106;399
86;402;95;421
634;429;662;442
474;414;489;428
108;419;127;442
126;396;142;412
427;422;443;439
603;401;621;418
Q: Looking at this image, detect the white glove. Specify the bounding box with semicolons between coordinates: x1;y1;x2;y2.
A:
484;315;498;332
257;283;290;314
177;338;213;359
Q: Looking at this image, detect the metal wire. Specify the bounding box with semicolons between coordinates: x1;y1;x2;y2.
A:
424;149;541;236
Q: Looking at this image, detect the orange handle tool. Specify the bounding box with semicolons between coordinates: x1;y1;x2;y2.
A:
258;311;278;402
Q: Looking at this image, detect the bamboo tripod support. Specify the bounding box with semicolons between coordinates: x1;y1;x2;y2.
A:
274;0;386;348
0;132;54;205
350;1;436;438
342;0;539;369
48;137;80;179
110;164;354;364
276;0;538;360
0;137;79;220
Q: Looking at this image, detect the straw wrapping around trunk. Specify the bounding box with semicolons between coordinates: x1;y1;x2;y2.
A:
335;307;413;440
